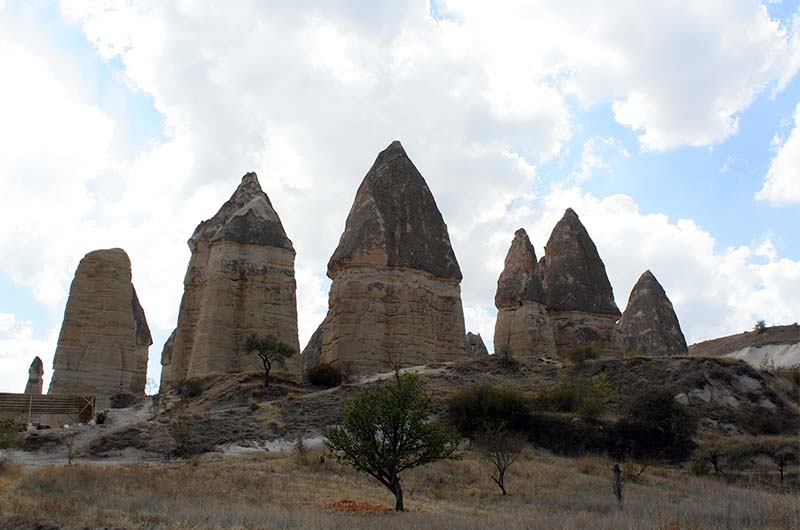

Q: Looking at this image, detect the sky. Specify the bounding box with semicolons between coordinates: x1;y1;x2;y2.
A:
1;0;799;393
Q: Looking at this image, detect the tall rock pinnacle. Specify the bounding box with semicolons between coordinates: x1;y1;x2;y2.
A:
49;248;152;403
620;270;688;356
539;209;621;355
24;356;44;395
493;229;557;358
160;173;299;387
320;141;466;375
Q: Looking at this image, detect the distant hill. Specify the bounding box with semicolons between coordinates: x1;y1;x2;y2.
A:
689;324;800;369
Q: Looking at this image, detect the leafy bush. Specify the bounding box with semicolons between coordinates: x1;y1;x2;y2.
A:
753;416;781;435
0;419;25;449
110;393;139;409
753;320;767;333
306;363;344;388
531;374;614;420
609;389;697;461
175;378;205;400
169;415;196;457
447;385;532;436
567;346;599;365
527;413;610;456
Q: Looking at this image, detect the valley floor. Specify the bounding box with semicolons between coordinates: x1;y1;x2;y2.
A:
1;449;798;530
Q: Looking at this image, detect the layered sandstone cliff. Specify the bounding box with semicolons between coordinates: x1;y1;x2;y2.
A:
620;270;688;356
160;173;299;386
539;209;621;355
493;228;557;359
320;141;466;375
49;248;152;401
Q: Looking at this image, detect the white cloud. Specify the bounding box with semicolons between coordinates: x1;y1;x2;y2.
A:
0;315;58;394
2;1;800;391
757;102;800;205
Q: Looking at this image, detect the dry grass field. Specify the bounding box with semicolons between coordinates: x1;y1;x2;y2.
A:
1;448;798;530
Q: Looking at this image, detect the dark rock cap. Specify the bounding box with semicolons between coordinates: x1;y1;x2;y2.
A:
190;172;293;251
328;141;462;280
541;208;620;315
620;270;688;355
29;356;43;373
495;228;545;308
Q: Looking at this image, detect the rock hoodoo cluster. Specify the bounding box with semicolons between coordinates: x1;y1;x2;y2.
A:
319;141;467;375
24;356;44;395
48;249;152;402
493;228;557;359
539;209;622;355
466;332;489;358
160;173;300;387
493;211;689;359
620;270;688;356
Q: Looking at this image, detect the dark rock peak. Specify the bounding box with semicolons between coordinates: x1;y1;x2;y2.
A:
541;209;620;315
131;286;153;347
466;332;489;357
160;329;177;367
190;172;294;251
301;321;325;371
29;356;43;372
620;270;687;355
328;141;462;280
495;228;545;308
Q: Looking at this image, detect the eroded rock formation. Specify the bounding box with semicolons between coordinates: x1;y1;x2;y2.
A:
493;228;557;359
320;141;466;375
49;248;152;401
466;332;489;357
620;270;688;356
160;173;300;385
301;321;325;372
24;356;44;395
539;209;621;355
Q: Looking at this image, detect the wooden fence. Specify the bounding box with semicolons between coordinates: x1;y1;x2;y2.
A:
0;393;95;424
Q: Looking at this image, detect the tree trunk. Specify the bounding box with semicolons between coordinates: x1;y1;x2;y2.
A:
393;479;404;511
262;357;271;388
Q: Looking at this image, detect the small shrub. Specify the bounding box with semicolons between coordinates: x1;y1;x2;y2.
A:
94;410;108;425
306;363;344;388
753;320;767;333
0;419;25;449
496;349;520;371
528;413;609;456
110;393;139;409
567;346;599;365
448;384;531;436
532;374;614;419
688;457;709;476
175;378;205;400
169;416;195;457
293;435;310;465
753;416;781;435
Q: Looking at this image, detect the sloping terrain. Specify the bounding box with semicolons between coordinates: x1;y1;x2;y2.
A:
49;355;799;460
690;324;800;368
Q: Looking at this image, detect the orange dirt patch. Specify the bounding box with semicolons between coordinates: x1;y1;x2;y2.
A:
327;499;394;513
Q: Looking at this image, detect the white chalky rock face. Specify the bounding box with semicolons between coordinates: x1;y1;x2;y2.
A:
161;173;300;386
320;141;466;375
49;249;152;402
619;270;688;356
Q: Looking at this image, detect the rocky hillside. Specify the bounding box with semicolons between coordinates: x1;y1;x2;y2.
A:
689;324;800;369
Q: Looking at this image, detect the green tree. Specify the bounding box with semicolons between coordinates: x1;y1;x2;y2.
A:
245;334;295;388
325;372;460;511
